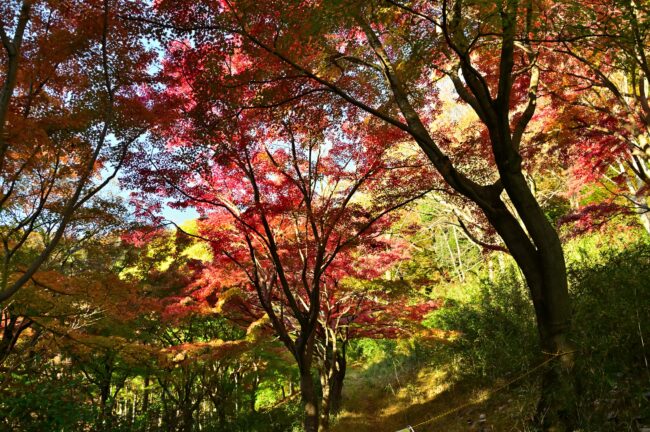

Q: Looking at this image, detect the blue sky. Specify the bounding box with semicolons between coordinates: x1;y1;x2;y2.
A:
102;165;199;226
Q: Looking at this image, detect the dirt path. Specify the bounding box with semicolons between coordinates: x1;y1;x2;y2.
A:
331;363;536;432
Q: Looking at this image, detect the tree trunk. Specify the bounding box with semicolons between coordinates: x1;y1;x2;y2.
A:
128;397;134;428
98;379;115;431
141;375;150;432
319;370;331;432
181;405;194;432
483;169;576;430
524;261;576;430
251;365;259;413
0;1;32;174
330;351;346;414
161;392;177;432
299;367;319;432
318;340;347;431
217;402;226;427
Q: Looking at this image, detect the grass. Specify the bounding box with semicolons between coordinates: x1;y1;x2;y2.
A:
332;356;541;432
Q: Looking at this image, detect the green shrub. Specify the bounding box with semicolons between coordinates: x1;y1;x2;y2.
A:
424;266;538;381
568;242;650;429
348;339;398;364
0;370;94;432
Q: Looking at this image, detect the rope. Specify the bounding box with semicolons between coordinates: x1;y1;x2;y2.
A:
400;351;576;431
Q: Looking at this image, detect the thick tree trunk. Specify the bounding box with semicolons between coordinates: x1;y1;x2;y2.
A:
484;169;576;430
330;352;346;414
299;367;320;432
318;340;347;431
161;393;177;432
521;256;575;430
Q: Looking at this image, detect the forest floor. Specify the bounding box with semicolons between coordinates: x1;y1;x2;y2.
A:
331;359;539;432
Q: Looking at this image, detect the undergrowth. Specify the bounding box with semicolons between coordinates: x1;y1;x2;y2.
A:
339;235;650;431
416;237;650;430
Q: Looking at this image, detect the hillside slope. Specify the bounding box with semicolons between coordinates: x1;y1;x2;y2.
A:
332;361;540;432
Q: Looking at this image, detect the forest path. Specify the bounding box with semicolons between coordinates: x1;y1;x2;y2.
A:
331;361;537;432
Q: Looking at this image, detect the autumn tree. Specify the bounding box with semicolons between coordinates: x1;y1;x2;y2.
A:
182;227;439;430
128;78;430;430
0;0;154;303
0;202;295;431
0;192;132;368
0;244;154;431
